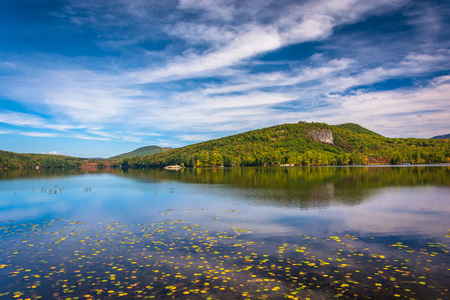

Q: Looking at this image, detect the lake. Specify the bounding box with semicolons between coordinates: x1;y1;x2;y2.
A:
0;166;449;299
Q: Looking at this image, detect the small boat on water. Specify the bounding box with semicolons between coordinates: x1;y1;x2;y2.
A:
164;165;182;170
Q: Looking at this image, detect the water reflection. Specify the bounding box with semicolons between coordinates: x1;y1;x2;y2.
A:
0;166;449;299
2;166;449;210
113;165;450;186
113;166;450;209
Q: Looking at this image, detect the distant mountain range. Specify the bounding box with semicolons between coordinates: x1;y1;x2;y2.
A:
431;134;450;139
110;145;173;159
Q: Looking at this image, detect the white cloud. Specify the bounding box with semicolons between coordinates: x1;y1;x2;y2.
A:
71;134;111;141
130;0;408;83
132;24;282;82
177;133;215;142
119;135;144;143
178;0;236;21
201;58;353;95
281;14;334;44
0;61;16;68
0;111;82;131
21;132;61;138
167;23;237;46
42;151;64;155
203;92;295;110
127;131;163;137
0;129;12;134
0;68;142;125
0;128;61;138
302;75;450;137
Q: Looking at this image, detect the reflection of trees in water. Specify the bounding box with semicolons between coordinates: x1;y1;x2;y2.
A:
1;166;449;208
114;166;450;188
0;168;100;180
114;166;450;208
3;165;449;187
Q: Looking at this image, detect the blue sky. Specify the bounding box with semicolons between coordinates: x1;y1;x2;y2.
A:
0;0;449;158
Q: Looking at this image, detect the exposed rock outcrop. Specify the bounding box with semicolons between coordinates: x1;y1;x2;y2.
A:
308;129;334;144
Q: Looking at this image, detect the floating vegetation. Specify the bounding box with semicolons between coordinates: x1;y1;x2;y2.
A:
0;212;449;300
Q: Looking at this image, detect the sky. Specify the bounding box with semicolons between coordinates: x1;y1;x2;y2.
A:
0;0;449;158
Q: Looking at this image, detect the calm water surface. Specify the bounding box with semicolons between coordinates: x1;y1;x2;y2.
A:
0;166;449;299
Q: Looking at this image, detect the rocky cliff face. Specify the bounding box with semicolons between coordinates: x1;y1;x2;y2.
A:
307;129;334;144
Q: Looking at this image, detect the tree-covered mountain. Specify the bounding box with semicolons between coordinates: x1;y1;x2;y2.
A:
431;134;450;139
335;123;382;136
110;146;172;159
0;150;86;169
112;122;450;168
2;122;449;170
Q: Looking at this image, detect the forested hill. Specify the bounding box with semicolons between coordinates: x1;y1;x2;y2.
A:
335;123;382;136
112;122;450;168
0;150;86;169
2;122;449;170
431;134;450;139
110;145;172;159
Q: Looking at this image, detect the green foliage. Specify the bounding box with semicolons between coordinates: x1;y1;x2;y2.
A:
110;145;172;159
336;123;382;136
0;150;85;170
111;122;450;168
3;122;448;170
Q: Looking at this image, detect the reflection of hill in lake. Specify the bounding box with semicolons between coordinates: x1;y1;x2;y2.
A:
0;168;104;180
114;165;450;188
2;166;449;209
113;166;450;209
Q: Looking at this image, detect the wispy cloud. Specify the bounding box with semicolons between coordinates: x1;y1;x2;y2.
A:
177;133;216;143
21;132;61;138
41;151;64;155
0;129;12;134
131;24;282;82
0;111;83;131
130;0;408;83
0;128;61;138
301;75;450;137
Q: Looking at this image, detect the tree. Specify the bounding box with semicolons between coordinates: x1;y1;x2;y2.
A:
211;152;223;166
